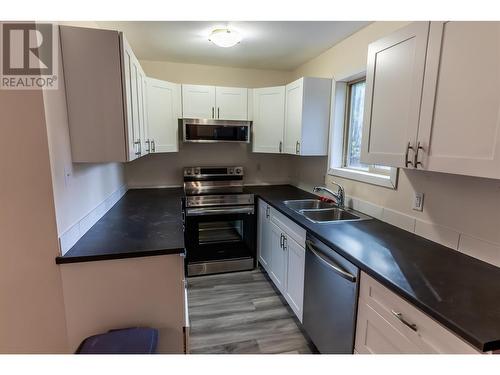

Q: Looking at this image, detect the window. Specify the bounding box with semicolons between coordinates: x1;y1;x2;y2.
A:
328;75;398;189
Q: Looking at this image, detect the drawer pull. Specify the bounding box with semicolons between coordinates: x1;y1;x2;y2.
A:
391;310;417;332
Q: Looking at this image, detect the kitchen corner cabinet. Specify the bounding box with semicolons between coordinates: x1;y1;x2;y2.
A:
362;21;500;180
257;199;306;321
355;272;479;354
181;84;248;120
60;26;147;162
145;78;181;153
252;86;286;153
284;77;332;156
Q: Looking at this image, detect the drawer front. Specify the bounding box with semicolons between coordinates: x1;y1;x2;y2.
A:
271;208;306;247
358;272;479;354
356;302;422;354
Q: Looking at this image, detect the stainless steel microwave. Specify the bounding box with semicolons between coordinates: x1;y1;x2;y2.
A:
182;118;251;143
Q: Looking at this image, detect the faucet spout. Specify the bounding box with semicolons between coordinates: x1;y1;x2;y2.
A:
313;183;345;208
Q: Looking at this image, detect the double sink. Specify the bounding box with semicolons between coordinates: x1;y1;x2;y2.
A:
283;199;371;223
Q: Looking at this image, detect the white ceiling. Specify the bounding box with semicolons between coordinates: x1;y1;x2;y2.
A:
97;21;370;71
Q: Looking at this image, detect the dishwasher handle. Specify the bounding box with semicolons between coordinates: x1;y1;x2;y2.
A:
306;239;357;283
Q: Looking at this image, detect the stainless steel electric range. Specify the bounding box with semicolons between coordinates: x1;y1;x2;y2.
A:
182;166;256;276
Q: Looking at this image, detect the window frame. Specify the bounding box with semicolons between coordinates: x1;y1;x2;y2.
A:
327;73;398;189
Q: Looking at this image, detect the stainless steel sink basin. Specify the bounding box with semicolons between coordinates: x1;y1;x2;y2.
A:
284;199;371;223
301;208;361;222
283;199;336;210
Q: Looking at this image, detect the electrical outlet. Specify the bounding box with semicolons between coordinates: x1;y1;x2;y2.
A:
412;192;424;211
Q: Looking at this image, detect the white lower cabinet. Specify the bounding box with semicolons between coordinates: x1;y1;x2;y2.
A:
257;199;306;322
355;272;479;354
257;200;272;269
269;221;287;293
283;235;305;320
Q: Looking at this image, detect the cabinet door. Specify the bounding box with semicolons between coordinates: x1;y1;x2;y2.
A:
137;69;149;155
269;222;287;293
417;22;500;179
146;78;179;153
122;38;139;161
181;84;216;119
129;59;142;157
284;236;305;322
361;22;429;167
257;200;272;270
284;78;304;155
252;86;286;153
215;87;248;120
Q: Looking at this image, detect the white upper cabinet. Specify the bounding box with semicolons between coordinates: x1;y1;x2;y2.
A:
284;77;332;156
362;21;500;180
181;85;248;120
146;78;181;153
215;86;248;120
417;22;500;179
361;22;430;168
252;86;286;153
60;26;146;162
181;84;216;119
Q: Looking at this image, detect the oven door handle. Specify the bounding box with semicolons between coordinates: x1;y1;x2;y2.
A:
186;206;254;216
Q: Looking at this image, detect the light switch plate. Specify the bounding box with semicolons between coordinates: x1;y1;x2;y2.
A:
412;192;424;211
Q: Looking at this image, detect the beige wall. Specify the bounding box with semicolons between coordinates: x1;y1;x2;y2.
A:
141;59;292;87
127;143;293;188
126;60;295;187
0;86;68;353
45;21;126;237
290;22;500;248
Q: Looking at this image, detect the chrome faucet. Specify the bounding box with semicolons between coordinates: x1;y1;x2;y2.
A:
313;183;345;208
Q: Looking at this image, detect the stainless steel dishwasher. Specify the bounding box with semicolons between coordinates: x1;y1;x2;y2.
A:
303;233;360;354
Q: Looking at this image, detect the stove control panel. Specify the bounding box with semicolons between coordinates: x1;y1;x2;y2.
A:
184;166;244;177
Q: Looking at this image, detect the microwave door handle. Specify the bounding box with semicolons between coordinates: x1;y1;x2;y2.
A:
306;240;356;283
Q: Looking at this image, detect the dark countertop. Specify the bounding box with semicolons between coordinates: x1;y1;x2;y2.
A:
56;188;185;264
245;185;500;352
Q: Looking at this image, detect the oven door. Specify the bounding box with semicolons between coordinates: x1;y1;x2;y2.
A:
184;205;256;275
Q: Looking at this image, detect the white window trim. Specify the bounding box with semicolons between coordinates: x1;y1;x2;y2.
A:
327;72;398;189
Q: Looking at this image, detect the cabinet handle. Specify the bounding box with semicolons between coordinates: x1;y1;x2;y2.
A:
212;107;214;119
391;310;417;332
295;141;300;155
145;139;151;152
134;140;141;156
414;141;424;168
279;141;282;153
217;107;220;119
282;235;287;251
152;139;156;152
280;233;284;248
266;206;270;219
405;142;414;167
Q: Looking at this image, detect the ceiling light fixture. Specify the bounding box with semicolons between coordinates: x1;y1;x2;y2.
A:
209;28;242;48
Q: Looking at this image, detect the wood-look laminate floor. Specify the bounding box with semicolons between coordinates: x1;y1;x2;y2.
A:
187;268;316;354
